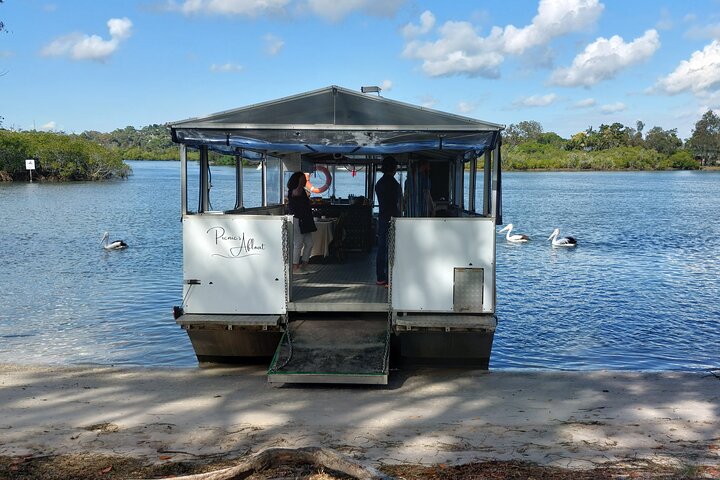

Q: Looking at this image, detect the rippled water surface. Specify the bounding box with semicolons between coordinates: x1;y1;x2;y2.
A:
1;162;718;371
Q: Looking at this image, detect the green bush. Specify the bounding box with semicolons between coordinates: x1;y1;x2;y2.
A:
666;150;700;170
592;146;661;170
0;130;130;181
0;130;31;175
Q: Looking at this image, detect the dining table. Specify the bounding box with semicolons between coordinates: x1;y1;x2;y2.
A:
310;218;336;258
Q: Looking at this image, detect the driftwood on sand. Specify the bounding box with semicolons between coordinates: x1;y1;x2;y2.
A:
150;447;391;480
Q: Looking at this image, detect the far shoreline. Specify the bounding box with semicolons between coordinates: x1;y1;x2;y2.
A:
1;164;718;183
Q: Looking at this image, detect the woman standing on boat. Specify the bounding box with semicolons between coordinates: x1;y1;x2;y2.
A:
287;171;317;274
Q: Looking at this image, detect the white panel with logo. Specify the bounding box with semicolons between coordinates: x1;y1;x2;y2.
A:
391;218;496;313
182;215;288;314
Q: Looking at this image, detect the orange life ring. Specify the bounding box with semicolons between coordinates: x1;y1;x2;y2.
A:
304;166;332;194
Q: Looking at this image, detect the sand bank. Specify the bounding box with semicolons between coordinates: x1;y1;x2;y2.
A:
0;364;717;471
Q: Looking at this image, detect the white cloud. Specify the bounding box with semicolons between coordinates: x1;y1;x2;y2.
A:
517;46;556;70
42;34;113;61
655;8;673;31
40;121;57;131
697;90;720;116
402;20;505;78
305;0;405;22
108;18;133;40
402;10;435;38
513;93;558;107
701;89;720;106
210;62;243;72
178;0;289;16
600;102;625;113
457;101;475;113
573;98;596;108
263;34;284;55
40;17;133;62
401;0;604;78
0;50;14;58
418;94;437;108
380;79;393;91
172;0;403;20
550;29;660;87
684;23;720;40
654;40;720;95
500;0;604;55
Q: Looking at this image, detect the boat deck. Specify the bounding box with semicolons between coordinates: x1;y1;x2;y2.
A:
289;251;388;312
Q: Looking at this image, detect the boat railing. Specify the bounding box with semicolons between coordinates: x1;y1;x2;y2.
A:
220;205;286;216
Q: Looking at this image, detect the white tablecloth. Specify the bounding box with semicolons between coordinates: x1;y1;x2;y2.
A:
310;219;335;257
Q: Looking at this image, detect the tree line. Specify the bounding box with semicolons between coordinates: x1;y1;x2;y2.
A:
80;124;227;163
2;111;719;181
502;110;720;170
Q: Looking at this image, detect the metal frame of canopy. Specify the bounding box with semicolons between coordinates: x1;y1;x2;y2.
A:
169;85;504;159
169;85;504;218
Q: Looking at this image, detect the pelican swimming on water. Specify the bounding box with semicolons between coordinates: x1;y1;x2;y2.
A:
101;231;128;250
498;223;530;243
548;228;577;247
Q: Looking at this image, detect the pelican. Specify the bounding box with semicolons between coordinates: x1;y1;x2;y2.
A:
101;231;128;250
548;228;577;247
498;223;530;243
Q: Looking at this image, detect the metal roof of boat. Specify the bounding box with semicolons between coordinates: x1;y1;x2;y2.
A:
169;85;504;157
170;85;503;131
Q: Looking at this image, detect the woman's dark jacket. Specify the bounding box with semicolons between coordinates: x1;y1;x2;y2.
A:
288;192;317;234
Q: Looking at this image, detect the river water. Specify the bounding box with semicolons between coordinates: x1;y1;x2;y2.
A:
0;161;718;371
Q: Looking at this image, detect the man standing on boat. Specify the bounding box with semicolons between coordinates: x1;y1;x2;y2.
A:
375;156;401;286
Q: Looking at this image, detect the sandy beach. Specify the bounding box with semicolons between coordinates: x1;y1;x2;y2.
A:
0;364;718;477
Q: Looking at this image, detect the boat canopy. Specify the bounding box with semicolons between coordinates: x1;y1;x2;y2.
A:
169;85;504;161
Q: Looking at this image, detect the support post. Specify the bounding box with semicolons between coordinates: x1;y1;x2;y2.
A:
180;144;188;216
457;159;465;211
491;137;502;224
234;150;243;210
261;154;267;207
469;156;477;213
483;150;491;216
331;165;337;199
199;145;210;212
279;156;285;205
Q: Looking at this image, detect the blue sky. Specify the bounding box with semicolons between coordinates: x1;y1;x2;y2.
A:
2;0;720;139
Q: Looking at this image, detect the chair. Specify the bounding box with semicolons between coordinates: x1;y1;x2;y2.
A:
329;214;346;262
